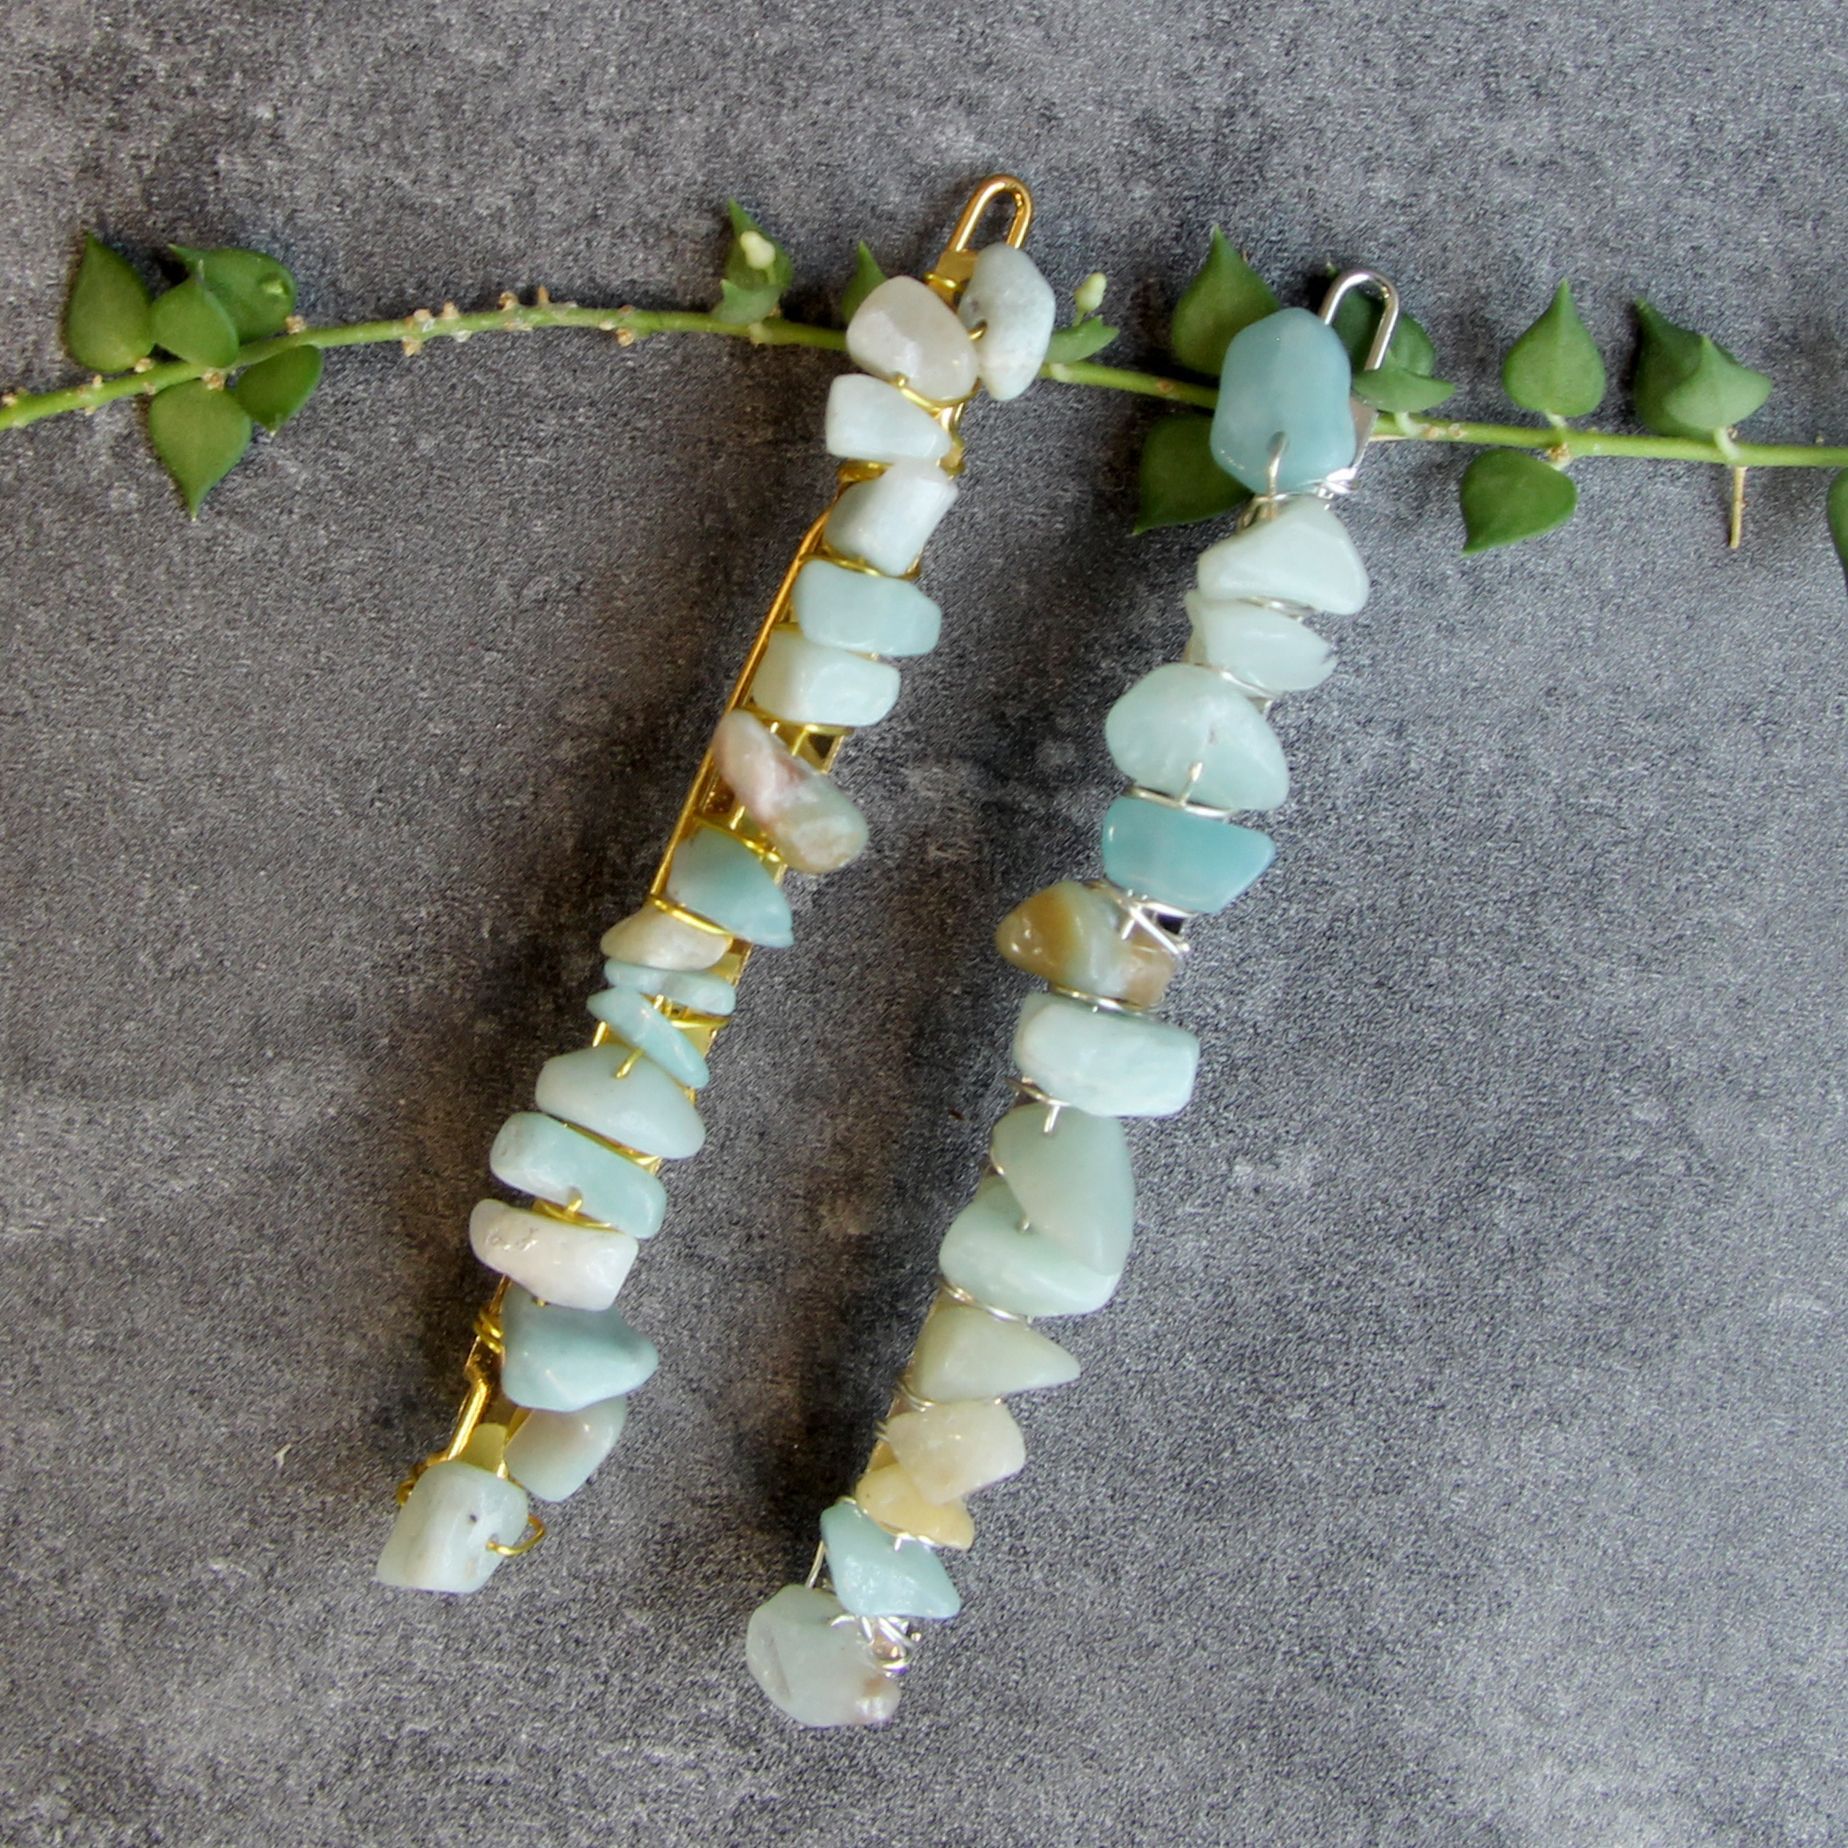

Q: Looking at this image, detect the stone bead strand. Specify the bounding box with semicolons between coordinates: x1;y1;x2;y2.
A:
377;234;1056;1596
745;298;1377;1727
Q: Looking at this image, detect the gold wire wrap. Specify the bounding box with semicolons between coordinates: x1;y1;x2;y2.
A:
399;176;1037;1546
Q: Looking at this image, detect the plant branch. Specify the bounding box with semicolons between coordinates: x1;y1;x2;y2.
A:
7;303;1848;473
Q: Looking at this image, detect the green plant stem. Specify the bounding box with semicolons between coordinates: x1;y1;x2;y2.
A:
6;303;1848;473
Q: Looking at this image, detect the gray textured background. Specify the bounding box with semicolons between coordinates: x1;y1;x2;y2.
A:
2;2;1844;1843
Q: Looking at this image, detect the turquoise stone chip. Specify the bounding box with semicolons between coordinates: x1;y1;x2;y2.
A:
499;1286;659;1412
746;1583;903;1729
501;1395;629;1502
587;986;711;1090
1105;662;1288;811
1013;992;1200;1119
1210;307;1357;493
374;1459;528;1594
664;827;792;948
823;460;958;575
1194;496;1369;615
939;1175;1120;1317
489;1111;667;1238
751;630;901;728
908;1304;1079;1401
820;1498;962;1620
987;1103;1133;1274
1100;794;1273;915
791;559;942;658
601;959;737;1018
534;1044;704;1161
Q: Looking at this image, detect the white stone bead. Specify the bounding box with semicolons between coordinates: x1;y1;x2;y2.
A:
884;1400;1026;1502
1194;496;1369;614
846;276;978;405
1183;594;1335;693
374;1460;529;1595
823;460;958;576
468;1199;639;1311
750;631;901;728
502;1395;630;1502
711;710;869;873
824;375;951;464
957;243;1055;401
599;906;730;970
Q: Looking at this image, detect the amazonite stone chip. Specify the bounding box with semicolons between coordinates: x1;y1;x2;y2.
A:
957;242;1055;401
490;1110;667;1238
1195;496;1369;615
884;1400;1026;1502
1101;794;1274;915
1013;992;1200;1120
1210;307;1357;493
995;879;1176;1009
824;460;958;575
908;1303;1079;1401
500;1286;659;1412
587;985;711;1090
989;1100;1134;1273
1106;662;1289;811
939;1174;1120;1317
468;1199;638;1311
1185;596;1335;693
375;1460;529;1594
821;1498;962;1620
846;275;978;405
502;1395;629;1502
751;631;900;728
747;1583;903;1729
535;1043;704;1160
665;827;791;948
792;559;941;658
601;959;737;1018
824;375;951;464
712;710;869;875
598;905;728;971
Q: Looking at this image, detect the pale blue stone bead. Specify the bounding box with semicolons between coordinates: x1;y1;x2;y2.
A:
1184;596;1335;694
908;1303;1080;1401
1012;992;1200;1119
824;375;951;465
938;1175;1120;1317
746;1583;903;1729
988;1102;1134;1275
587;985;712;1090
792;560;941;658
499;1286;659;1412
600;958;737;1018
490;1111;668;1238
1194;496;1369;615
501;1395;629;1502
535;1044;704;1160
1105;662;1289;811
1209;307;1357;493
751;630;901;728
468;1199;638;1311
821;1498;963;1620
823;460;958;575
956;242;1055;401
374;1460;529;1594
846;275;978;405
664;827;791;948
1100;794;1274;915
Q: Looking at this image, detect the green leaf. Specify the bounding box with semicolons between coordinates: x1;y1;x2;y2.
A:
1135;413;1249;533
1354;362;1454;413
1459;450;1578;553
713;200;793;325
1169;229;1277;376
232;345;323;431
1827;472;1848;583
171;244;297;341
1332;292;1437;377
149;277;241;367
146;380;253;516
65;235;154;372
1501;281;1605;418
839;241;885;324
1045;317;1118;363
1633;300;1771;440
